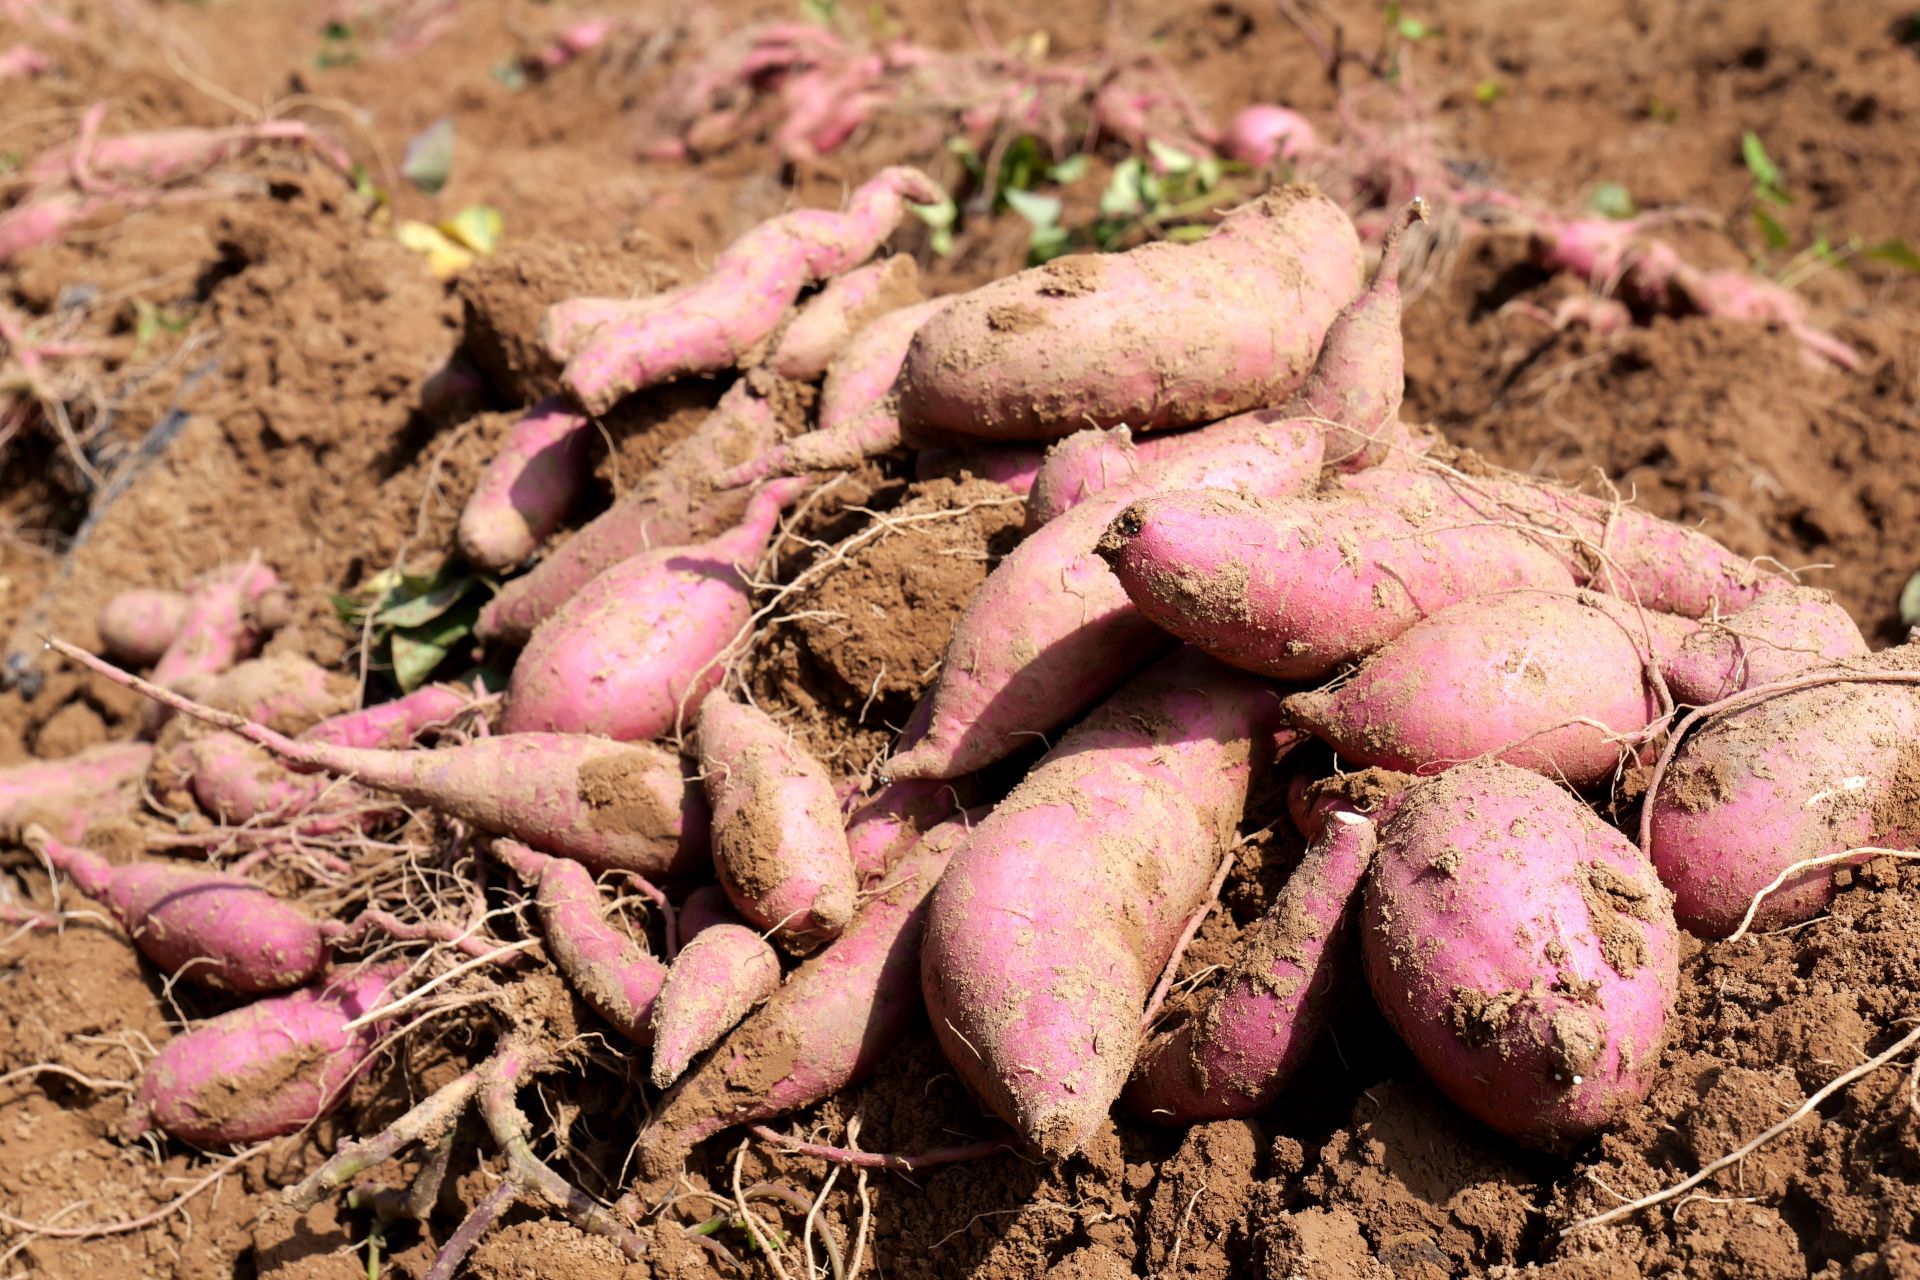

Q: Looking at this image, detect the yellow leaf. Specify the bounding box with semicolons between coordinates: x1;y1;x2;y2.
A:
396;219;474;279
438;205;503;255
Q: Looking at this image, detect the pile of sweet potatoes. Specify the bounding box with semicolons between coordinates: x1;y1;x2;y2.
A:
6;163;1901;1276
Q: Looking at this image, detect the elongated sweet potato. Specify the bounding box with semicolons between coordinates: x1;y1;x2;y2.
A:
1659;585;1866;706
1095;487;1575;681
149;561;285;694
1282;589;1696;786
844;776;959;880
768;254;922;380
458;399;593;572
1363;760;1679;1148
895;185;1362;440
923;648;1285;1156
884;420;1324;780
648;919;781;1087
1125;809;1373;1122
1022;426;1200;531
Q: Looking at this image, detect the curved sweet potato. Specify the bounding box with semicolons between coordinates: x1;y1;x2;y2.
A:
458;399;593;572
1660;585;1866;706
769;254;923;380
648;921;781;1087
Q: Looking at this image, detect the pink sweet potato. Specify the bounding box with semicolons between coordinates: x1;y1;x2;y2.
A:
491;839;666;1046
458;399;594;572
149;561;285;694
1646;656;1920;936
922;647;1285;1155
1363;760;1679;1148
884;420;1324;780
647;919;781;1087
26;826;326;992
1221;104;1319;167
1659;585;1866;706
677;883;737;940
475;381;779;646
1094;487;1575;682
696;691;856;949
844;776;959;881
769;254;923;380
97;588;189;666
26;119;352;191
503;479;804;741
1125;808;1373;1123
1022;426;1199;531
135;964;401;1144
894;186;1362;440
912;444;1045;496
641;814;970;1171
0;741;154;821
1282;589;1696;787
300;681;471;749
556;167;940;413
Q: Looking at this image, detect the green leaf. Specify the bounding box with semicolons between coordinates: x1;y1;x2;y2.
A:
998;135;1044;193
1046;153;1089;184
1753;206;1791;251
1741;131;1782;192
1645;97;1678;122
402;118;456;195
1585;181;1637;221
1099;159;1145;218
377;566;474;628
1146;140;1195;175
491;59;528;91
799;0;837;23
1026;222;1071;264
1003;187;1061;229
1164;224;1212;242
1473;79;1504;104
1862;239;1920;274
389;597;479;692
1900;570;1920;629
1397;16;1432;39
928;225;954;257
1195;156;1222;191
908;195;956;232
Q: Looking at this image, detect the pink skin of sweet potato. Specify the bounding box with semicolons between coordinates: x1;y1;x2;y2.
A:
135;964;402;1145
0;193;90;265
1220;104;1319;167
501;479;806;741
923;648;1285;1156
1646;659;1920;937
1094;485;1576;683
716;297;952;487
696;691;857;949
676;883;739;941
1021;426;1200;532
1363;760;1679;1149
542;296;663;367
557;167;941;414
475;381;780;647
647;921;782;1087
895;186;1362;441
97;588;189;666
27;826;326;992
149;562;285;694
1675;268;1861;371
1282;589;1697;787
458;399;594;572
641;813;970;1173
884;420;1325;781
301;682;471;749
912;444;1045;496
492;839;666;1046
26;119;352;192
0;741;154;820
1125;808;1374;1123
844;776;959;881
0;43;51;83
768;255;923;380
1660;586;1867;706
1336;466;1780;620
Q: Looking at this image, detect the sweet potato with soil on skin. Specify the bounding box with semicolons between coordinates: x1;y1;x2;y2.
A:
677;884;737;940
458;399;594;572
844;777;960;881
475;380;780;647
134;964;402;1145
923;647;1286;1156
696;691;856;950
1363;760;1679;1148
1022;426;1202;531
640;814;970;1173
491;839;666;1046
1282;589;1697;787
912;443;1044;495
883;420;1325;781
1646;655;1920;937
769;254;923;380
501;479;806;741
25;825;326;992
148;561;286;697
648;918;782;1087
1125;809;1374;1123
301;681;472;749
1093;486;1575;683
25;119;353;191
555;166;941;414
97;588;189;666
1659;585;1866;706
0;741;154;819
894;185;1362;441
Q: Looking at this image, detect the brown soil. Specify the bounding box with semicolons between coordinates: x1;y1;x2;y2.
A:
5;1;1920;1279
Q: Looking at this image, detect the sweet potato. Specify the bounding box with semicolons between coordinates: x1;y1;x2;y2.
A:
894;186;1362;440
97;588;189;666
1659;585;1866;706
475;381;779;646
556;167;940;413
1282;589;1695;787
1221;104;1319;167
676;883;737;940
0;741;154;820
136;965;401;1144
25;826;326;992
641;814;970;1172
491;839;666;1045
1094;487;1575;681
648;919;781;1087
696;691;856;949
301;681;471;749
502;478;805;741
884;419;1324;780
1362;761;1679;1148
26;119;352;191
1125;809;1373;1122
912;443;1045;495
922;648;1285;1156
1646;655;1920;936
844;776;959;880
769;254;923;380
458;399;593;572
149;561;286;696
1021;426;1200;531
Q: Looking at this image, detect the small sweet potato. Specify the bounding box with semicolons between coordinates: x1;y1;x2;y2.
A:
97;588;188;666
458;399;593;572
769;254;923;380
1659;585;1866;706
648;919;781;1087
